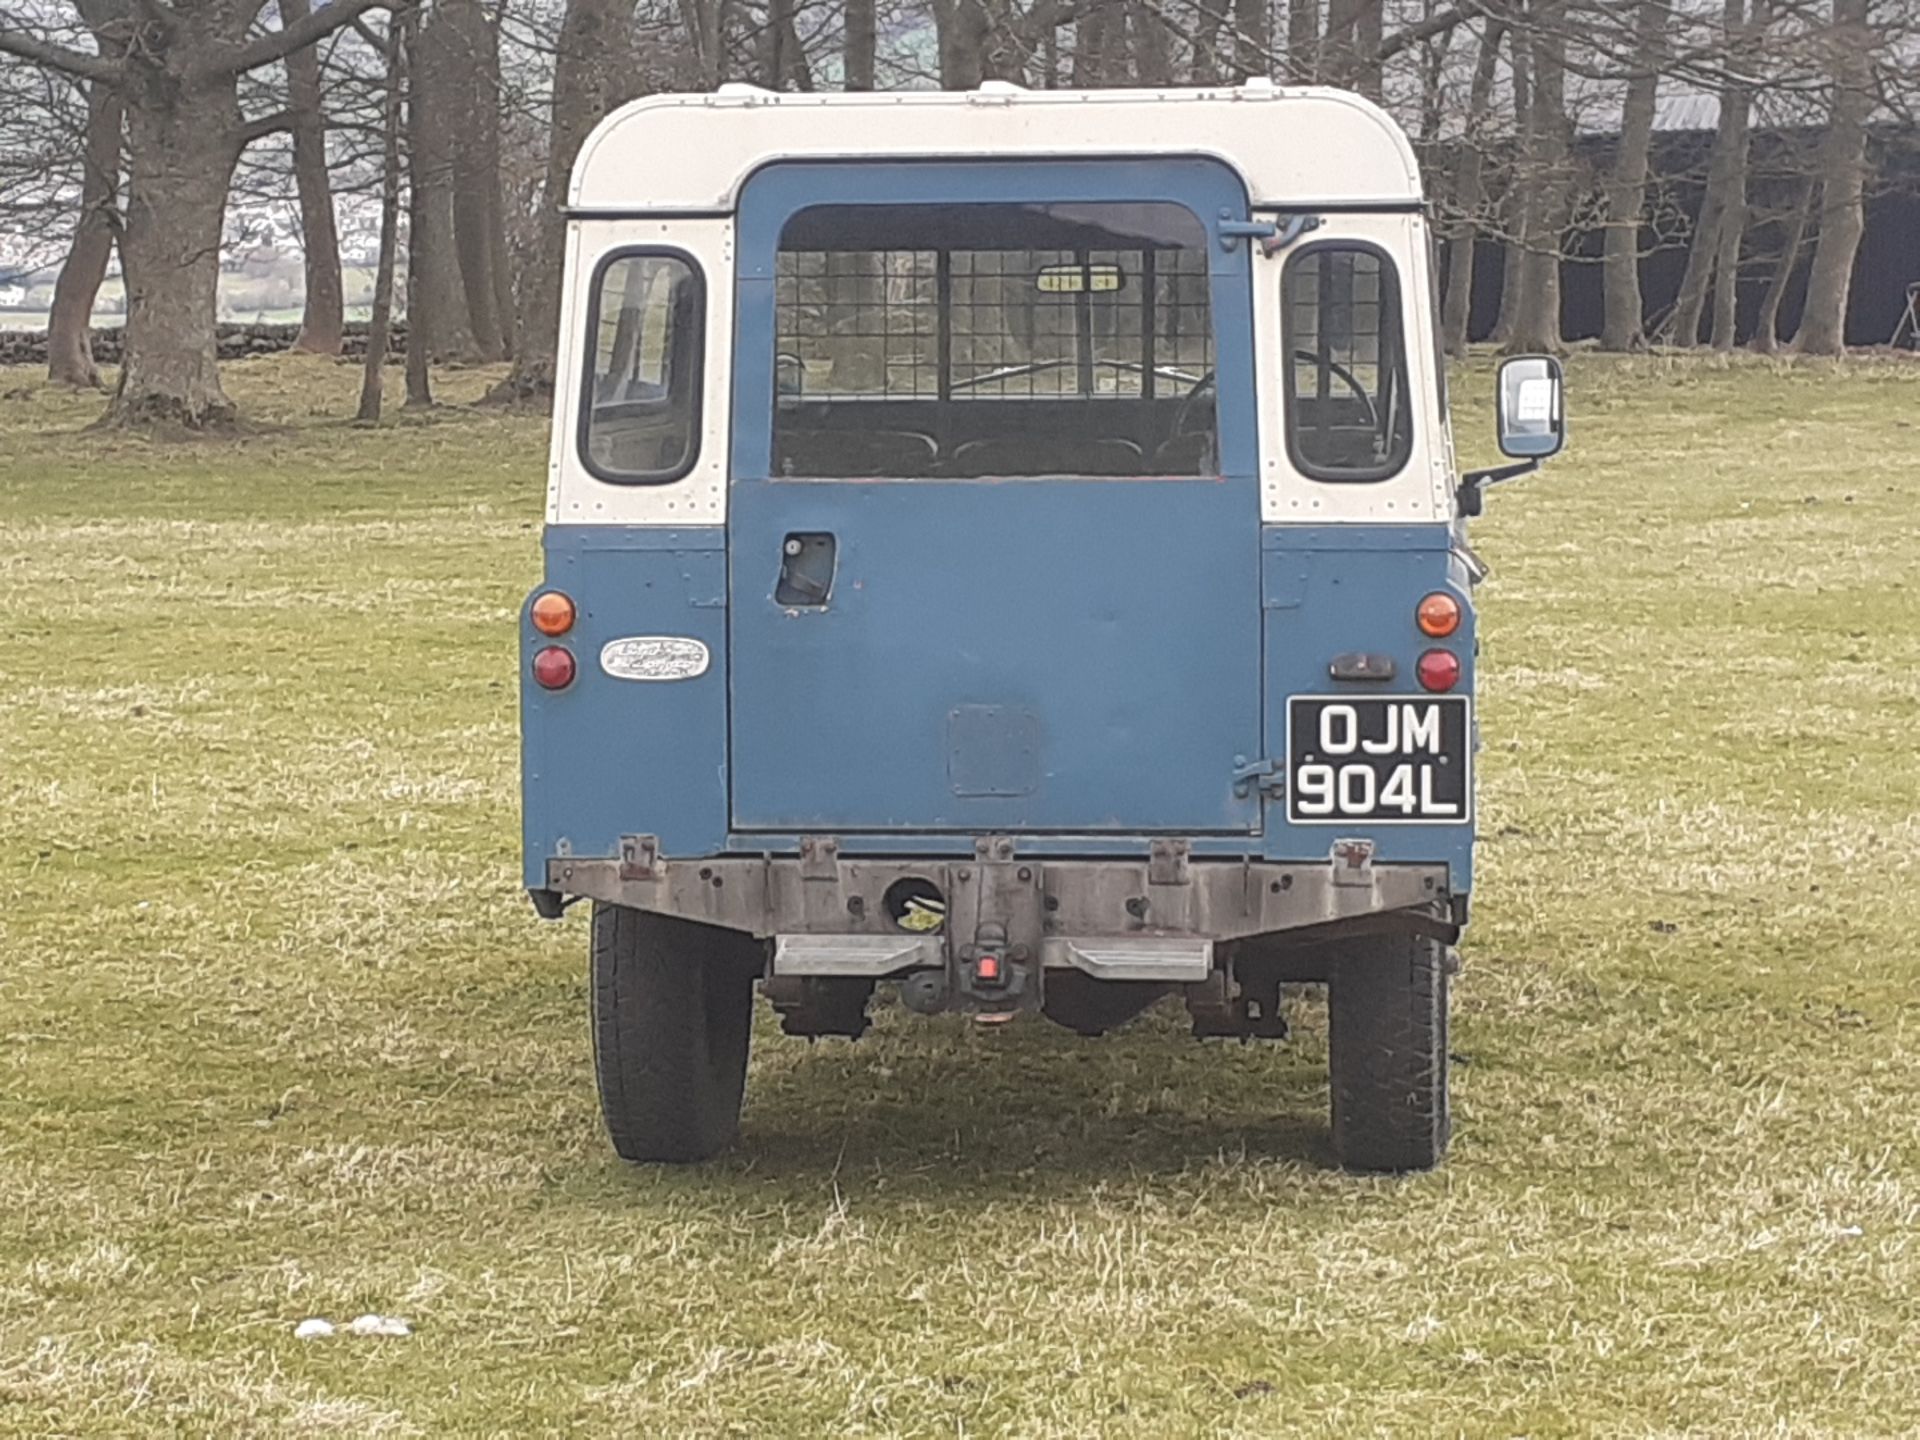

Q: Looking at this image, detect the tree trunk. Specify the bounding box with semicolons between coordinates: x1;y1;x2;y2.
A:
1749;176;1812;354
358;19;405;424
1440;19;1502;356
107;69;244;429
280;0;344;355
1486;25;1531;349
1073;1;1110;84
1189;3;1225;83
403;15;434;408
1664;1;1752;347
936;0;992;86
845;0;877;87
1353;0;1383;99
1598;0;1661;351
491;0;638;404
1795;0;1874;356
411;8;478;362
484;4;515;356
442;0;507;360
1507;7;1568;354
1285;0;1317;81
46;78;122;388
1235;0;1270;79
1708;131;1750;351
1130;0;1175;84
1322;0;1360;86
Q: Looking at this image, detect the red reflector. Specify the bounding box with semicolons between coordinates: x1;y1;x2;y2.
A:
1416;649;1461;693
976;954;1001;983
532;646;576;690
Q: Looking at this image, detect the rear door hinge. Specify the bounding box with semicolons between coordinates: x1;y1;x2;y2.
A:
1231;756;1286;799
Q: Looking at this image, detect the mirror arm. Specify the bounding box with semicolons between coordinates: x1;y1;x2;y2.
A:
1456;458;1539;517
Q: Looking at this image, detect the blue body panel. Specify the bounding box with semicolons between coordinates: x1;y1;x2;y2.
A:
522;524;1476;889
1258;524;1477;889
521;527;730;888
727;478;1263;832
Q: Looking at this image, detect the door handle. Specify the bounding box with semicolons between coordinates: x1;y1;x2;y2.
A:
775;532;836;606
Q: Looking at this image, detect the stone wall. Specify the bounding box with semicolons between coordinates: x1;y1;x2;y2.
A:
0;322;408;367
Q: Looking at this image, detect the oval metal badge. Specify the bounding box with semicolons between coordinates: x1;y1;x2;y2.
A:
600;636;711;682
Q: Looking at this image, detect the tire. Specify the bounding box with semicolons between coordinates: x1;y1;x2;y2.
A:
1326;932;1451;1173
590;903;761;1163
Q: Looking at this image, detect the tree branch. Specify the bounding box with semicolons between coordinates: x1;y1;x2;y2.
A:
1376;4;1480;65
237;108;298;145
187;0;393;82
0;28;125;83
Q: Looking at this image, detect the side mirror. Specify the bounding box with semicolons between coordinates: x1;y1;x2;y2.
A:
1496;355;1565;459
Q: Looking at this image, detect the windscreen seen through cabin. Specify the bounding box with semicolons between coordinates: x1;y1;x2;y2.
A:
772;203;1216;479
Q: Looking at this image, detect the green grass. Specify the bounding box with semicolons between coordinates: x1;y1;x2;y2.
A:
2;352;1917;1436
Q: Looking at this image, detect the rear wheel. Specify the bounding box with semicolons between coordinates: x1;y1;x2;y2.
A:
1326;932;1451;1172
590;903;762;1163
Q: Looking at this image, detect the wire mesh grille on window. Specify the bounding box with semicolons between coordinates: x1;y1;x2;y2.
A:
773;248;1212;398
1288;250;1385;393
1284;247;1411;479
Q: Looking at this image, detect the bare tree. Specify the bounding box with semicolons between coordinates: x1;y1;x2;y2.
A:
845;0;877;87
1794;0;1875;355
0;0;391;427
1599;0;1662;351
1505;0;1572;354
1748;173;1811;353
1661;0;1756;345
45;71;121;386
1440;17;1503;355
280;0;344;354
357;17;404;422
490;0;639;403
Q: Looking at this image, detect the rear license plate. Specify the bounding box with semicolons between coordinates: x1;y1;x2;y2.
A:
1286;696;1471;824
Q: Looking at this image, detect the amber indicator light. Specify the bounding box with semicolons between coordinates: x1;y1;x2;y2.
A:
531;591;576;636
1416;592;1461;638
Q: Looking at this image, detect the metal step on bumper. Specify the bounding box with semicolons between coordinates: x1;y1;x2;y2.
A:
773;934;941;976
770;932;1214;981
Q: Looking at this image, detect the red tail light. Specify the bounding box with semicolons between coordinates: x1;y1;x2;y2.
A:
532;646;576;690
1416;649;1461;693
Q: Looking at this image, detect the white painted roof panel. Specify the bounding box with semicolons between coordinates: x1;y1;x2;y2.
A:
570;83;1425;212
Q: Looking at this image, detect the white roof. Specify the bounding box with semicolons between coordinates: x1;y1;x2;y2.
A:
569;82;1424;213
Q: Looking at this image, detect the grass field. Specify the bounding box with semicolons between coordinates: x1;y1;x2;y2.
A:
1;353;1917;1436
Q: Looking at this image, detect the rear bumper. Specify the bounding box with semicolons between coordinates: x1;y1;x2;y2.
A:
535;837;1457;965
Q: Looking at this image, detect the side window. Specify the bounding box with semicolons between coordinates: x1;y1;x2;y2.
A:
1282;245;1413;483
580;251;703;483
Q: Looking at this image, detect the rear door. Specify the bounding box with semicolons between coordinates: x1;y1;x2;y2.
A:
727;159;1264;835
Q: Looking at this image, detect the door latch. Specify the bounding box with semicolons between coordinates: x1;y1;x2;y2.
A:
1231;756;1285;799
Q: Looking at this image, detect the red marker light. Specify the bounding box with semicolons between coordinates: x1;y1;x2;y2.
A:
1416;649;1461;693
976;954;1002;984
531;646;576;690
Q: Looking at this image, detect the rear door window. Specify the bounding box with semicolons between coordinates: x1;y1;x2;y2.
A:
580;250;703;483
1282;244;1413;482
771;202;1217;478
